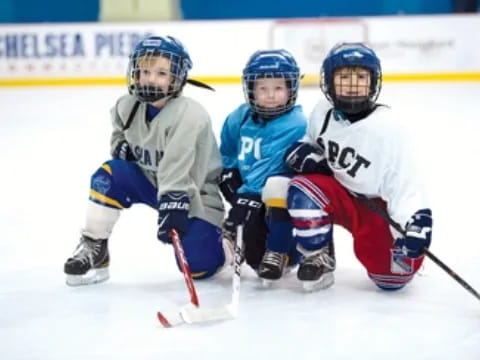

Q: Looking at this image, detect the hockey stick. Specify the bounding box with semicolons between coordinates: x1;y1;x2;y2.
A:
359;196;480;302
157;225;244;327
228;224;243;316
175;225;244;323
157;229;200;327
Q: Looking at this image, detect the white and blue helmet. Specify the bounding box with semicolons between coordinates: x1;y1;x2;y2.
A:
242;49;300;119
127;35;192;102
321;42;382;114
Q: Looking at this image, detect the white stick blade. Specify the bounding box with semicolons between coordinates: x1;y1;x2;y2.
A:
180;305;235;324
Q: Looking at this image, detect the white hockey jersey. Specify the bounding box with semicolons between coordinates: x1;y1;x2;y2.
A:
304;100;430;228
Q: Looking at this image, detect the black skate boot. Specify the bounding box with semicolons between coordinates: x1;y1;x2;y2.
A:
64;235;110;286
297;240;335;292
258;250;288;282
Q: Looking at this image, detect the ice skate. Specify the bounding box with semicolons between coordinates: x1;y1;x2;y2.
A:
297;241;335;292
258;250;294;287
64;235;110;286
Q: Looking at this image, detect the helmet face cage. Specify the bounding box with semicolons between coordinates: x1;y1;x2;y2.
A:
242;50;300;119
127;36;192;103
321;43;382;114
243;72;299;119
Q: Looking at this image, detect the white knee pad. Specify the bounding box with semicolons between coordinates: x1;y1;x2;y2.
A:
262;176;291;208
82;201;121;239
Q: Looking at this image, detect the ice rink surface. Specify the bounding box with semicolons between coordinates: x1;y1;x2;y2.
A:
1;82;480;359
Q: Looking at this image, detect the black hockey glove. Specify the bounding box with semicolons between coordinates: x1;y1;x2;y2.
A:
394;209;432;258
112;140;136;161
157;191;190;244
219;168;243;206
224;193;264;239
284;142;332;175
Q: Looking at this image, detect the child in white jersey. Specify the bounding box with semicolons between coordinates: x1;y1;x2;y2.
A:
285;43;432;292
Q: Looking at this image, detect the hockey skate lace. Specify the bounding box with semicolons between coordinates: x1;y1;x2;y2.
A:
263;251;285;267
71;239;100;266
304;248;335;271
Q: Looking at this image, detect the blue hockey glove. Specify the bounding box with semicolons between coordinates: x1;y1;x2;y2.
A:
394;209;432;258
219;168;243;206
157;191;190;244
224;193;264;239
112;140;136;161
285;142;332;175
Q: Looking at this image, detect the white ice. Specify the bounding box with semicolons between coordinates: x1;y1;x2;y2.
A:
1;82;479;360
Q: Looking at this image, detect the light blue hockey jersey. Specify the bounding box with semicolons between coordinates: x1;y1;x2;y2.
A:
220;104;307;195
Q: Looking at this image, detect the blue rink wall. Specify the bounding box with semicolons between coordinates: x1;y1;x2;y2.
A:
180;0;455;19
0;0;459;23
0;0;99;23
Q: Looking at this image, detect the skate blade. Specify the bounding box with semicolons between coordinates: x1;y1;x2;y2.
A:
260;278;276;288
258;265;298;287
302;272;334;292
66;268;110;286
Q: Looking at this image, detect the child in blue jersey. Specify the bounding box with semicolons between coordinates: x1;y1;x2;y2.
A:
219;49;307;282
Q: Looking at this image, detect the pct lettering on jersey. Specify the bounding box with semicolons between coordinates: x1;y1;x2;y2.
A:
317;137;371;178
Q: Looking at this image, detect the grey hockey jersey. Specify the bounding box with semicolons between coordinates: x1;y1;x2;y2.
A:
110;94;225;227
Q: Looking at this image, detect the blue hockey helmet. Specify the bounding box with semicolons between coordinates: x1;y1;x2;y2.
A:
127;35;193;102
242;49;300;119
321;42;381;114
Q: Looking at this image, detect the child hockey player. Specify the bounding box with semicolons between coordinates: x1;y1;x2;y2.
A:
64;35;227;286
285;42;432;291
219;49;307;282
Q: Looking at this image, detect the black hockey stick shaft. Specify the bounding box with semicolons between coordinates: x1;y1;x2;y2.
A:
359;196;480;302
